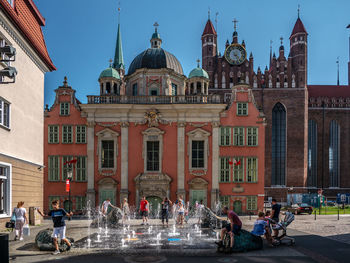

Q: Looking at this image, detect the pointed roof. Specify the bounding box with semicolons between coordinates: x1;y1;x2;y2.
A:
202;19;217;36
113;24;124;69
290;18;308;38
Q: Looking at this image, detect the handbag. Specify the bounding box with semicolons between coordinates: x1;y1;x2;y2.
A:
5;221;15;228
23;224;30;236
11;210;16;222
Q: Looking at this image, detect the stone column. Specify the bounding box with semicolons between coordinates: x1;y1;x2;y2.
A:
201;80;205;94
177;122;186;200
120;122;129;205
211;121;220;210
86;121;96;208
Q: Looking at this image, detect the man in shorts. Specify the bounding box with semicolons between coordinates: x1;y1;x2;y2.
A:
215;206;242;249
38;200;73;255
139;196;149;225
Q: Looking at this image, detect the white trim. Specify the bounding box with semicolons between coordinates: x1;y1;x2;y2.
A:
96;128;119;174
142;127;164;173
187;128;210;172
0;161;12;217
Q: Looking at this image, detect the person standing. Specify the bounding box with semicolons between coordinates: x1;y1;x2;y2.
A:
122;198;130;225
196;200;204;224
271;199;281;237
161;197;172;227
139;196;149;225
13;201;28;241
37;200;72;255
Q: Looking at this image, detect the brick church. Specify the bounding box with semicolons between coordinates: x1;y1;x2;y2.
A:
43;11;350;214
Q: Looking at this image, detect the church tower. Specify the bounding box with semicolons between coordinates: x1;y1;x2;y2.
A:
289;13;308;88
201;17;217;81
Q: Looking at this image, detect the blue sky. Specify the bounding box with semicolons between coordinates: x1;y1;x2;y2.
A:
36;0;350;106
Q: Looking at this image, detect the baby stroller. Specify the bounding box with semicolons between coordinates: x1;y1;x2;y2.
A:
271;212;295;246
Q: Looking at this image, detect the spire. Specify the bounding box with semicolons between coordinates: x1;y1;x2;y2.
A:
197;59;200;68
202;19;217;36
151;22;162;48
269;40;272;68
337;57;340;86
113;4;124;70
290;10;308;39
232;18;238;43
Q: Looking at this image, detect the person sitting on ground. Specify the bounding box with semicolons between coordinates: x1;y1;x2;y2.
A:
37;200;73;255
101;198;117;216
271;199;281;237
215;206;242;249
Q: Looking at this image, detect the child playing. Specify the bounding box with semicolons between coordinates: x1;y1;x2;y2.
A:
38;200;73;255
251;211;267;236
177;200;185;226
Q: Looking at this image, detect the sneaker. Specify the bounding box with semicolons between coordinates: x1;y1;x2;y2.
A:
66;245;71;251
19;237;23;241
141;222;144;225
52;250;60;255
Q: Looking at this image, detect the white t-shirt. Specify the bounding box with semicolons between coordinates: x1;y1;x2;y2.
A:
14;207;26;221
102;201;111;212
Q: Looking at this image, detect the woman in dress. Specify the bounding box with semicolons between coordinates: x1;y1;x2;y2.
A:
14;201;28;241
122;198;130;224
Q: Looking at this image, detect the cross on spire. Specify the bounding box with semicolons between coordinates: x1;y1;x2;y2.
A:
208;7;210;20
280;36;283;46
233;18;238;31
196;59;200;67
117;1;121;24
297;4;300;18
109;59;113;66
153;22;159;33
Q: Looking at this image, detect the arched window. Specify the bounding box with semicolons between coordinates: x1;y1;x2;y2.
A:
329;120;340;187
113;83;119;95
308;120;317;187
106;82;111;94
271;103;286;186
222;74;226;89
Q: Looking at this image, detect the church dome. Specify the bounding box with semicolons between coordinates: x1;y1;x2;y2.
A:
189;66;209;79
99;66;120;80
127;48;184;76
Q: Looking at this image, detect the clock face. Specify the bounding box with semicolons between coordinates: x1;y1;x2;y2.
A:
224;44;247;65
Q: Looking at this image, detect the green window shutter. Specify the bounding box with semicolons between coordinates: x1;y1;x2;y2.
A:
219;157;230;182
247;157;258;182
233;157;244;182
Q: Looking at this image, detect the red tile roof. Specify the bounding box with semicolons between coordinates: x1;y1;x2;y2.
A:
290;18;307;38
202;19;216;36
0;0;56;71
308;85;350;98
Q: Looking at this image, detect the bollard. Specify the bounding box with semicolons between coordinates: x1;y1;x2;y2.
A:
338;207;340;220
314;209;316;220
0;233;9;263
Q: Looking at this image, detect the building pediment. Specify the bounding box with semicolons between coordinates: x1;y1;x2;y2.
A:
96;128;120;138
186;128;211;138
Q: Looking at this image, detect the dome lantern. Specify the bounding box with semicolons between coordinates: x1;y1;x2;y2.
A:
150;22;162;49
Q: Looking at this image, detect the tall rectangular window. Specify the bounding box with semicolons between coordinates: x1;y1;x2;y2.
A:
101;140;114;168
237;102;248;116
233;127;244;146
48;156;60;181
0;98;10;129
172;83;178;95
62;125;73;144
132;83;138;96
247;157;258;182
62;156;73;181
247;127;258;146
48;125;59;143
76;125;86;144
219;157;230;182
308;120;317;187
220;127;231;146
75;196;86;211
247;196;257;210
0;164;11;216
76;156;87;181
233;157;244;182
147;141;160;171
329;120;340;187
60;102;70;116
192;140;204;168
220;196;230;208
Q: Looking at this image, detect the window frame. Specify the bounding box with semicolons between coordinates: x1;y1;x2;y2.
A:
233;127;245;146
187;128;210;172
62;125;73;144
146;140;160;171
246;157;258;183
233;157;244;183
101;140;114;169
76;156;87;182
219;195;230;208
48;155;60;182
76;125;87;144
0;162;12;218
247;127;258;146
237;102;248;116
96;128;119;174
0;97;10;130
59;102;70;116
219;157;231;183
247;196;257;210
48;125;59;144
220;127;231;146
75;196;86;211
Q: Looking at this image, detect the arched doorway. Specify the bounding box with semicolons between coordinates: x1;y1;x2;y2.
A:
233;200;242;215
63;200;73;212
98;177;118;212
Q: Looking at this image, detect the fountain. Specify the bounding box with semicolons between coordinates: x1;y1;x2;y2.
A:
127;234;131;241
148;226;152;234
121;238;126;247
86;200;92;248
95;234;102;243
123;227;126;234
86;238;91;248
216;232;220;240
104;225;109;237
132;231;136;238
156;233;161;246
187;233;190;241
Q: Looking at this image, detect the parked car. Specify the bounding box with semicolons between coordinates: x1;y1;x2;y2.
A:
324;201;336;207
288;203;313;215
264;201;272;209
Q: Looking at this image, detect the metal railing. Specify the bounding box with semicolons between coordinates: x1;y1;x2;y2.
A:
87;95;223;104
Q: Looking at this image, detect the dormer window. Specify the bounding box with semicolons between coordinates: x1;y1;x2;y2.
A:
60;102;70;116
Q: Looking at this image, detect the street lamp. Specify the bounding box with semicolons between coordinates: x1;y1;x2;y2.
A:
67;165;73;221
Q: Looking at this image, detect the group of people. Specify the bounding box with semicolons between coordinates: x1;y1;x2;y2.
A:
216;199;282;249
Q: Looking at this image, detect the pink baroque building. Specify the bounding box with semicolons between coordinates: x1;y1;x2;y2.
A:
44;21;266;214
